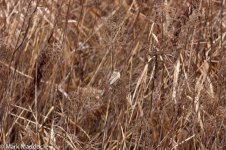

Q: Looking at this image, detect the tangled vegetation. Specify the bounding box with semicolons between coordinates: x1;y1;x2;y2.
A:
0;0;226;149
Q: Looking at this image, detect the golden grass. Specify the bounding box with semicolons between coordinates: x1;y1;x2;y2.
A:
0;0;226;149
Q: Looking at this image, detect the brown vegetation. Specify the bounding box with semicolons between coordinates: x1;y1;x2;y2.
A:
0;0;226;149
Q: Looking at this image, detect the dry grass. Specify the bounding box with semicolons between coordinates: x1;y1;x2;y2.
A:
0;0;226;149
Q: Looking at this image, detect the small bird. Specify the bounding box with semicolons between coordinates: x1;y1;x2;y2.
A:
109;70;120;85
